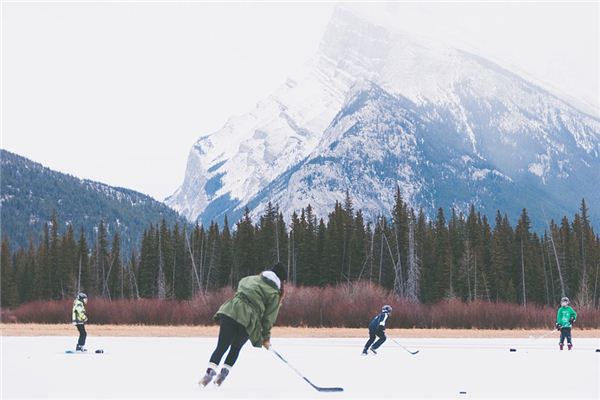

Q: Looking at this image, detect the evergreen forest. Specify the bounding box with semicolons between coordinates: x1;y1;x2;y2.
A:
2;190;599;310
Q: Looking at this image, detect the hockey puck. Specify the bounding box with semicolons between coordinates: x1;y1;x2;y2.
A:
596;349;600;352
95;349;104;354
509;348;516;352
459;391;467;394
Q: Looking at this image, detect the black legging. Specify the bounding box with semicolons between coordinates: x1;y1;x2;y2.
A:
364;329;387;350
76;324;87;347
559;327;572;345
209;315;249;367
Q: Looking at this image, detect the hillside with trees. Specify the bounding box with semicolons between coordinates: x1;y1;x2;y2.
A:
0;149;186;254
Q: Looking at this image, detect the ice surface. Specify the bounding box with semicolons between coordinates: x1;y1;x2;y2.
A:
2;336;599;399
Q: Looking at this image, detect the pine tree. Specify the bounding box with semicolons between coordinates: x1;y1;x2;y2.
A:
491;212;514;302
391;187;408;297
35;223;51;300
256;202;279;271
289;211;301;284
448;209;465;300
107;232;122;299
59;224;77;298
91;221;110;297
315;218;327;287
234;208;256;284
405;210;420;302
479;215;493;302
204;221;221;291
49;211;61;299
16;241;37;303
575;199;594;306
1;238;19;307
76;229;90;295
432;208;452;301
138;225;158;298
173;224;191;299
348;210;367;282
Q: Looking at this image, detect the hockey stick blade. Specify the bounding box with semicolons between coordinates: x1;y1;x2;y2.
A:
391;338;419;355
271;348;344;392
304;378;344;392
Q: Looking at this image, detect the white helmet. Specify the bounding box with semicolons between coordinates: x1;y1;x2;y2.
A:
560;297;569;306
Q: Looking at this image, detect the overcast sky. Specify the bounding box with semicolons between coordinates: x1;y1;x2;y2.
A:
2;2;598;201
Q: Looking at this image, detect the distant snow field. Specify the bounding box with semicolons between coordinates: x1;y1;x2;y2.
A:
2;337;599;399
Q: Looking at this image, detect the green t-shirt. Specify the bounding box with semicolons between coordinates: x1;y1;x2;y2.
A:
556;306;577;328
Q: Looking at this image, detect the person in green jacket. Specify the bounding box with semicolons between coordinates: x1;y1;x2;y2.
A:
555;296;577;350
72;292;88;351
199;262;286;387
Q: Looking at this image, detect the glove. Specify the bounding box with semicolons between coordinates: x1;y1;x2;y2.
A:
569;317;575;324
262;339;271;349
556;323;562;330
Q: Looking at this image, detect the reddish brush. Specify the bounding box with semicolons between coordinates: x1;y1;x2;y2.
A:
2;283;599;328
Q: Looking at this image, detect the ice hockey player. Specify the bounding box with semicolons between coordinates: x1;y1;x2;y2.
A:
199;262;286;387
362;305;392;355
555;296;577;350
72;292;88;352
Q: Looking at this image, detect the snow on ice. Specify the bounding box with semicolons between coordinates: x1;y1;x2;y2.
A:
2;336;599;399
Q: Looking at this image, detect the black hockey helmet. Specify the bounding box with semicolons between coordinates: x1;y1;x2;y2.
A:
560;297;569;306
382;305;392;314
77;292;88;301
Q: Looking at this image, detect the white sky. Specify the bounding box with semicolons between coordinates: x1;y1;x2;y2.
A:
2;1;598;202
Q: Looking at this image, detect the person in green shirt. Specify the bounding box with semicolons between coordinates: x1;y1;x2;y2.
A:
199;262;286;387
555;296;577;350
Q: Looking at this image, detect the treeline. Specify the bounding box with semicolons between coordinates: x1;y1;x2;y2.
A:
1;191;599;309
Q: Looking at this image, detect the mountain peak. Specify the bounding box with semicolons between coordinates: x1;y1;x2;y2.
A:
167;10;600;228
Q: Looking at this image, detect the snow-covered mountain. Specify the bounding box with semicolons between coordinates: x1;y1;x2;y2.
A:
167;8;600;228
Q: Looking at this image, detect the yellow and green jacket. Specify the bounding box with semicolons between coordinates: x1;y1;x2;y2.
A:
72;299;88;325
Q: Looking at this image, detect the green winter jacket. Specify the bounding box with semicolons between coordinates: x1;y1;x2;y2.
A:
556;306;577;328
72;299;87;325
215;272;282;348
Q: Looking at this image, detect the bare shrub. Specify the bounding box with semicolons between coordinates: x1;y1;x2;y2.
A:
3;282;599;329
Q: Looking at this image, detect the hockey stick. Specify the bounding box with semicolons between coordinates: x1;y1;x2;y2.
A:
269;348;344;392
391;338;419;355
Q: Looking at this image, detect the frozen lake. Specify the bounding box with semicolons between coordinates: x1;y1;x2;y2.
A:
2;336;599;399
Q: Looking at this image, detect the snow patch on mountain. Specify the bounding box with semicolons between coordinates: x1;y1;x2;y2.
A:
167;7;600;228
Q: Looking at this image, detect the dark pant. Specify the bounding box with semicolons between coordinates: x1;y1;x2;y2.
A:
76;324;87;347
364;329;386;350
559;327;572;345
209;315;249;368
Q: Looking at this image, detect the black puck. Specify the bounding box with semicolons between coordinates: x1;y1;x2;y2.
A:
510;348;516;352
596;349;600;352
459;391;467;394
95;349;104;354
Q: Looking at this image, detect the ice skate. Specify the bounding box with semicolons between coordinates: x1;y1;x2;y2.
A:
199;367;216;387
214;367;230;386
